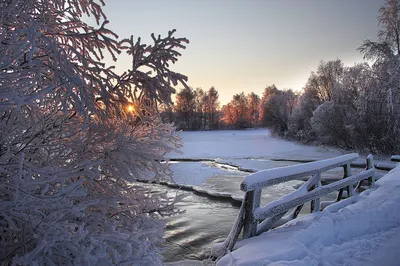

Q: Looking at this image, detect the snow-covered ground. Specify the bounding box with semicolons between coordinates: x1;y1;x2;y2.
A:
217;165;400;266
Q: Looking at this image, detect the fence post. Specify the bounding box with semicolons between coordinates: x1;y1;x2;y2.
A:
366;154;375;187
242;189;260;238
344;163;354;197
310;172;321;212
337;163;352;201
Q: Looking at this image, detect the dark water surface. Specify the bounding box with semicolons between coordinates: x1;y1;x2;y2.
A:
163;192;239;261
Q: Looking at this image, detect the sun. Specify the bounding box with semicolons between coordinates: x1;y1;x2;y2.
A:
127;105;134;112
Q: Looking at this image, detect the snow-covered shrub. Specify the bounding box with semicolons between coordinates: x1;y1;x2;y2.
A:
0;0;188;264
286;91;318;143
311;101;355;150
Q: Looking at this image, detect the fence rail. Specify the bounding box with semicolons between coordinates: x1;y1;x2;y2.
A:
211;153;376;258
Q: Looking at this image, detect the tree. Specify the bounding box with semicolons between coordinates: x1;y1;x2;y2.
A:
287;87;320;142
0;1;188;264
262;89;297;135
358;0;400;153
286;60;343;142
259;85;279;125
207;87;220;129
247;92;260;127
175;87;196;130
194;87;206;129
311;101;355;149
378;0;400;55
309;59;344;102
221;92;250;129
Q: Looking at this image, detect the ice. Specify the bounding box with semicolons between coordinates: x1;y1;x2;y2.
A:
171;162;231;186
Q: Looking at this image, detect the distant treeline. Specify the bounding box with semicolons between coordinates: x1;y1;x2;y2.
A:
161;0;400;154
161;58;399;155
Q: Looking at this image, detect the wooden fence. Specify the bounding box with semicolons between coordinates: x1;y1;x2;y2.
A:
211;153;376;258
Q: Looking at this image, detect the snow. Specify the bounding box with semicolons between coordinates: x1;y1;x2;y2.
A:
376;162;398;171
168;129;343;160
217;165;400;266
253;169;374;221
241;153;358;191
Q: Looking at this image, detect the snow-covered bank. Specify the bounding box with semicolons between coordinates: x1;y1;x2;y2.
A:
217;165;400;266
169;129;392;170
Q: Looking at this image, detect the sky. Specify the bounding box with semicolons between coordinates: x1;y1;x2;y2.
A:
102;0;386;105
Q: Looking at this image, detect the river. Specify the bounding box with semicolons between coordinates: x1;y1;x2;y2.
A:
156;129;380;262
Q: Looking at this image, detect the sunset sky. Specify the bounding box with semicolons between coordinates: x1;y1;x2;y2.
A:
102;0;385;105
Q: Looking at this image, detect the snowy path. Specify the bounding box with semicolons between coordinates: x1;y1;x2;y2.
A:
217;165;400;266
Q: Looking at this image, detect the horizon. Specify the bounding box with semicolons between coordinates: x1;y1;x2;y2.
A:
103;0;385;105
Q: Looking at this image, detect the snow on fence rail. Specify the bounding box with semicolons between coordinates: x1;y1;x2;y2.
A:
392;155;400;162
211;153;376;258
376;155;400;171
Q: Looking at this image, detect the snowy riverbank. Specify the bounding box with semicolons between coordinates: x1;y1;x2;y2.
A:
217;165;400;266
